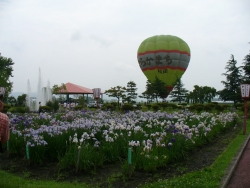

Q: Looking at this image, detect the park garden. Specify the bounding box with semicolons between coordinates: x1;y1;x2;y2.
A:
0;103;244;187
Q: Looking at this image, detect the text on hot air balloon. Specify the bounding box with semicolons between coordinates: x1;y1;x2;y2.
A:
158;69;168;74
138;55;172;67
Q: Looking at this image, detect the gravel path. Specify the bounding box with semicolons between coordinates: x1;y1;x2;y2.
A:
227;138;250;188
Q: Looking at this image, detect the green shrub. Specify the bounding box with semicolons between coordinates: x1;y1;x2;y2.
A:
215;105;224;112
46;101;53;108
52;100;60;112
203;105;212;112
152;104;160;112
121;104;134;111
74;105;84;111
158;102;168;110
8;107;29;113
103;104;115;111
178;103;187;106
135;104;142;110
195;105;204;113
168;103;178;109
145;104;152;110
3;104;11;113
40;106;52;112
236;103;243;109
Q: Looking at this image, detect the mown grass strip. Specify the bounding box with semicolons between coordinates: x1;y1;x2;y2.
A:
140;123;250;188
0;170;96;188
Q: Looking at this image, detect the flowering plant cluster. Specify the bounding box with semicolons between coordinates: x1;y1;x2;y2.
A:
7;110;239;172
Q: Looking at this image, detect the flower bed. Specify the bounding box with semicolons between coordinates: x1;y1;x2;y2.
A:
7;110;239;174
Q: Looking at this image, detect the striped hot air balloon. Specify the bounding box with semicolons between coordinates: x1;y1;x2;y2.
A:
137;35;191;97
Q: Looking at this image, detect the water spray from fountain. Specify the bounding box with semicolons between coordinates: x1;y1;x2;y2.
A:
35;68;52;111
26;79;31;110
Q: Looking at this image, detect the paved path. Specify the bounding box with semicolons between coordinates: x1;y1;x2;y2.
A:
222;134;250;188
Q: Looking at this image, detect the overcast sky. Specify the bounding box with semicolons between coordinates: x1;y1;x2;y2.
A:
0;0;249;97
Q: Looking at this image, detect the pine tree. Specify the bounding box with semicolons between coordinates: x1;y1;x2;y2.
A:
241;51;250;83
218;55;242;105
169;78;189;103
125;81;138;104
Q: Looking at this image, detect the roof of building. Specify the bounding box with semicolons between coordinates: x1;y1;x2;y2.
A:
56;82;94;94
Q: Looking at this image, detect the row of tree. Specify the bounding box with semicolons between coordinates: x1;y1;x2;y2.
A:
104;52;250;106
1;51;250;107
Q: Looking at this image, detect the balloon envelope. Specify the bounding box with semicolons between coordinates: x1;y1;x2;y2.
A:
137;35;191;96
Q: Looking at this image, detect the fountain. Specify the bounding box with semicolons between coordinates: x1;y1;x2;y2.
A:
35;68;53;111
26;79;31;109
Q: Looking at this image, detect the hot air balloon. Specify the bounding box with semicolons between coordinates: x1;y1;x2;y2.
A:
137;35;191;97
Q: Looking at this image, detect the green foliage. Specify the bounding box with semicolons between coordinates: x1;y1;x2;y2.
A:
40;106;52;112
152;104;160;111
3;104;11;113
169;78;189;103
78;96;86;106
52;100;60;112
8;107;29;113
121;104;134;111
214;105;225;112
74;105;84;111
145;104;152;110
125;81;138;104
46;101;53;108
187;85;217;104
6;96;17;106
0;56;15;101
17;94;27;107
46;100;60;112
218;55;242;106
167;103;178;109
203;104;213;112
158;102;168;110
241;51;250;83
105;86;126;109
102;104;115;111
52;83;67;94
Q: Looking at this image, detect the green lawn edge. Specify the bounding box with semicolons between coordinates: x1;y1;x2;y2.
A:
0;170;95;188
1;122;249;188
140;122;250;188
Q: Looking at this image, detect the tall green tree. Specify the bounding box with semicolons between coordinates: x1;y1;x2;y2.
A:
241;51;250;83
125;81;138;104
105;86;126;108
0;56;15;100
218;55;242;106
139;80;155;103
169;78;189;103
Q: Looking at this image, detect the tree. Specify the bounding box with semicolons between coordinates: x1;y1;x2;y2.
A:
6;96;17;106
52;83;67;94
0;56;15;101
105;86;126;108
125;81;138;104
218;55;242;106
187;85;217;104
169;78;189;103
17;94;27;107
152;76;168;102
241;51;250;83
